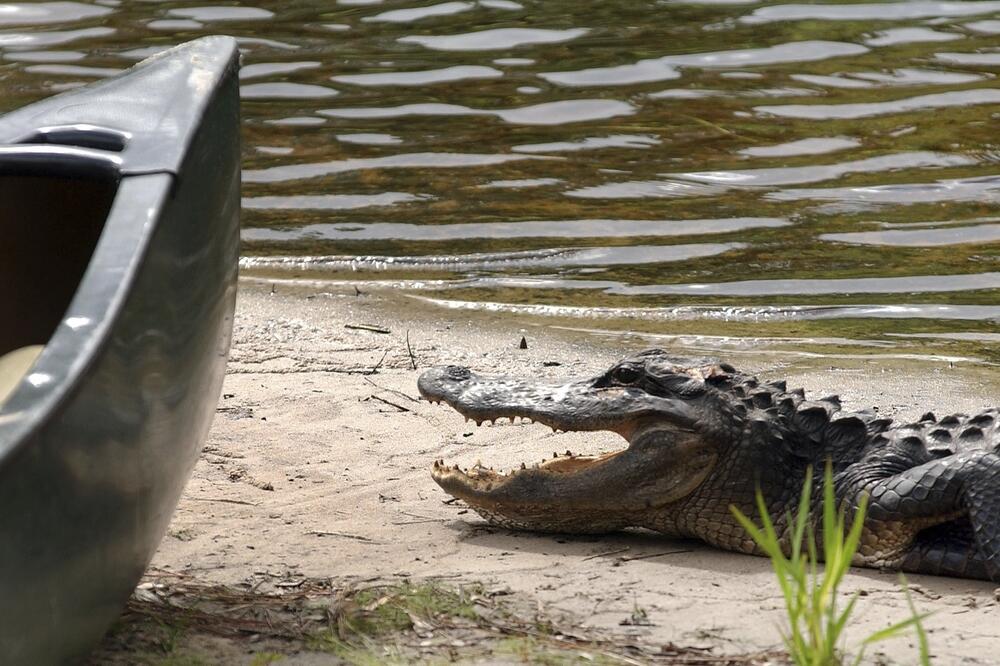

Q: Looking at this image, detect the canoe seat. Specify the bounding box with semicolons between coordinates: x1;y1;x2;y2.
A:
0;345;44;406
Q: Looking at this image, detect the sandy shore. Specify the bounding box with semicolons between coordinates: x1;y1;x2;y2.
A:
149;278;1000;664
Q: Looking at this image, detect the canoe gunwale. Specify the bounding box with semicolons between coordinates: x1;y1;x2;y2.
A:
0;144;122;178
0;173;173;473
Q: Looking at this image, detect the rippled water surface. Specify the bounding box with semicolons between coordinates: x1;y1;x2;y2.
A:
4;0;1000;362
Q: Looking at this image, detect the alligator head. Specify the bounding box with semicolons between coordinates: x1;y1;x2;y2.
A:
418;349;747;533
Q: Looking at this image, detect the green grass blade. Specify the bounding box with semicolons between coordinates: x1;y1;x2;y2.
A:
859;613;932;646
731;466;932;666
901;576;932;666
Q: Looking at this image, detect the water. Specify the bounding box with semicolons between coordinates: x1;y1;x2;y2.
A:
2;0;999;363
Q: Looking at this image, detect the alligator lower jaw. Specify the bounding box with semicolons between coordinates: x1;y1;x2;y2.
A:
430;448;624;495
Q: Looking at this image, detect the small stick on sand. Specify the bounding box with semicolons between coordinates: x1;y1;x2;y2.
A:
583;547;630;561
619;549;692;562
189;497;260;507
369;394;411;412
405;329;417;370
345;323;390;334
365;350;389;375
307;530;376;542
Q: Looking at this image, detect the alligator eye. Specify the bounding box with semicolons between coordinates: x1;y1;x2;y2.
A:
612;365;641;384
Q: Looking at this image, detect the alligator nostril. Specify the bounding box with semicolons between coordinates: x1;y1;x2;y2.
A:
445;366;471;381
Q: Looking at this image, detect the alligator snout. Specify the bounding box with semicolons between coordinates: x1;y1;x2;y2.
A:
417;364;472;403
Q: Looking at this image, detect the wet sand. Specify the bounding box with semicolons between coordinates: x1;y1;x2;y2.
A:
150;279;1000;664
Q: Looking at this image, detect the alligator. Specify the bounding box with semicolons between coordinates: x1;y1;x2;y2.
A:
418;349;1000;581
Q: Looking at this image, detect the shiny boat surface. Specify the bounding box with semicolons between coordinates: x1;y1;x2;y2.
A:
0;36;240;663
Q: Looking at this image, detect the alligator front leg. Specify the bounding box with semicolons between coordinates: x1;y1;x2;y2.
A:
844;451;1000;581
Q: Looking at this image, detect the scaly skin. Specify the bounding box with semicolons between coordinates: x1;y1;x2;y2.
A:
418;349;1000;581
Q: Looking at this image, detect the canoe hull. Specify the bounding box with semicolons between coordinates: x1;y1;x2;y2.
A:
0;38;240;663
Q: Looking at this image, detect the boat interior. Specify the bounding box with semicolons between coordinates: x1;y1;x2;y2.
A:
0;168;118;405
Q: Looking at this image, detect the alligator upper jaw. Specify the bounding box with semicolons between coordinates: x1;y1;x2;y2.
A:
417;364;696;441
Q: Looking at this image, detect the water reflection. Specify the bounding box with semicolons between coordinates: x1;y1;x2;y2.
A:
166;7;273;21
243;152;543;183
241;243;745;272
336;133;401;145
3;50;86;62
465;272;1000;296
23;63;119;77
147;19;201;31
965;19;1000;32
568;152;973;199
480;178;562;188
863;27;962;45
769;174;1000;208
738;137;860;158
822;224;1000;247
242;217;789;242
540;41;867;87
0;27;113;48
0;2;111;26
241;83;339;99
332;65;503;86
415;297;1000;323
399;27;588;51
320;99;636;125
264;116;325;126
847;69;982;86
757;89;1000;119
242;192;430;211
669;152;972;187
5;0;1000;358
240;62;322;79
363;2;474;23
935;52;1000;66
513;135;660;153
741;1;1000;23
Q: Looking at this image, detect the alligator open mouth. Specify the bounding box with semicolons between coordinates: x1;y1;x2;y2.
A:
418;357;719;533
